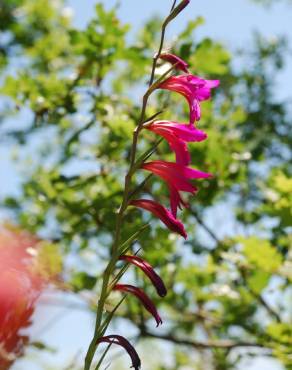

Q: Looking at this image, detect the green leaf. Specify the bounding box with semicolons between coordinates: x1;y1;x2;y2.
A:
191;38;230;75
239;237;283;273
71;272;97;292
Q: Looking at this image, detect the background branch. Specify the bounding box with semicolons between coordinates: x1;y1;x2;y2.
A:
140;329;266;350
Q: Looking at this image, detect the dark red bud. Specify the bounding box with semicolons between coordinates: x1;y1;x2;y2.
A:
97;335;141;370
119;255;167;297
114;284;163;327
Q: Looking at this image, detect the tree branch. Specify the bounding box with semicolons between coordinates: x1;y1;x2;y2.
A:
254;292;281;323
140;329;266;350
190;208;223;247
240;270;282;323
190;208;282;324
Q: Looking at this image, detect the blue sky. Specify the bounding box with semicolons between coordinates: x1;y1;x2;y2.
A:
69;0;292;100
70;0;292;44
6;1;291;369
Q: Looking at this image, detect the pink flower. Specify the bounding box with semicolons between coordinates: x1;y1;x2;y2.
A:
96;335;141;370
169;185;189;217
130;199;187;239
159;53;189;73
0;227;45;368
158;74;220;124
141;160;212;217
145;120;207;165
119;255;167;297
114;284;163;327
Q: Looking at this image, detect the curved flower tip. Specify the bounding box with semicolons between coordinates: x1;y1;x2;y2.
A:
114;284;163;327
159;53;189;73
130;199;187;239
146;120;207;165
119;255;167;297
158;74;220;124
169;186;189;218
96;335;141;370
141;161;212;218
142;160;211;191
149;120;207;142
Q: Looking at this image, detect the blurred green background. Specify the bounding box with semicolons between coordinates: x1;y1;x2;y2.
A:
0;0;291;369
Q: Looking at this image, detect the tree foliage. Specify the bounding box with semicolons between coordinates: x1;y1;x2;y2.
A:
0;0;291;369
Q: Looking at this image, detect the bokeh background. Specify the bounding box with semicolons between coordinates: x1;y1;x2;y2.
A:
0;1;291;370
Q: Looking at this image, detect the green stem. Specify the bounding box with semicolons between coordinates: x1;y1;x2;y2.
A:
171;0;178;11
94;343;112;370
148;25;166;87
83;2;179;369
84;97;149;370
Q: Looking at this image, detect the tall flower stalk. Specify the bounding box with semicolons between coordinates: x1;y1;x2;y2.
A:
84;1;219;369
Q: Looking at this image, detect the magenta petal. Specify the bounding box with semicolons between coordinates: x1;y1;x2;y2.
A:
96;335;141;370
119;255;167;297
158;74;220;124
142;161;198;193
142;160;211;189
168;136;190;165
114;284;163;327
190;99;201;122
147;125;190;165
169;186;189;218
179;165;212;179
146;121;207;165
151;121;207;142
205;79;220;88
149;160;212;179
196;87;211;101
185;74;206;84
130;199;187;239
141;161;211;217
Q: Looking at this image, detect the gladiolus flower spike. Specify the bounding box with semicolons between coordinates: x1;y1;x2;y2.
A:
159;74;220;124
83;2;220;370
96;335;141;370
130;199;187;239
119;255;167;297
114;284;163;327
